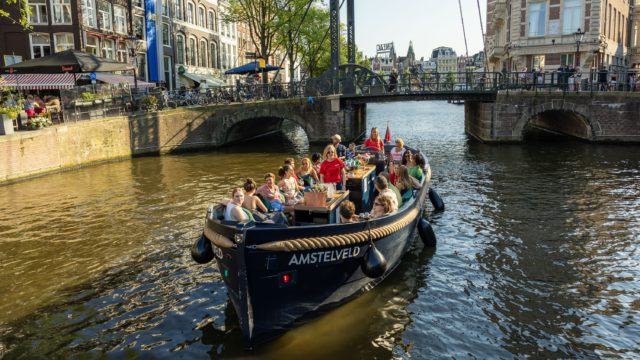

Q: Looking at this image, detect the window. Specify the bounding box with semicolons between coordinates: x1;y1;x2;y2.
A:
98;1;112;31
221;43;226;68
132;0;142;8
54;32;74;52
187;2;195;24
163;56;172;89
161;0;168;16
210;42;217;68
117;41;127;62
174;0;183;20
28;0;48;24
532;55;545;70
81;0;96;27
560;54;575;66
102;39;115;59
198;6;205;27
134;15;145;39
30;33;51;58
176;34;185;64
562;0;581;34
86;35;99;55
114;6;126;34
207;11;214;30
52;0;72;24
188;37;196;66
199;39;207;67
162;23;170;46
136;53;146;80
528;2;546;37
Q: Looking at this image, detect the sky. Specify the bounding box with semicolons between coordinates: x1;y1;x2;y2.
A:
349;0;487;60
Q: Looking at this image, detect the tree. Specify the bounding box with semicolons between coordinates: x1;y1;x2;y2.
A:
1;0;31;29
223;0;281;83
272;0;316;84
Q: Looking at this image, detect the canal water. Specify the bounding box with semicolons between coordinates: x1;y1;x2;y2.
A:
1;102;639;359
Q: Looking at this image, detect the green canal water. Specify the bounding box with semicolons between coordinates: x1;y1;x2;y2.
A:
0;102;639;358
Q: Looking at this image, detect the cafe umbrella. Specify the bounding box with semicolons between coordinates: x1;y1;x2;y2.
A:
1;49;134;74
224;61;280;75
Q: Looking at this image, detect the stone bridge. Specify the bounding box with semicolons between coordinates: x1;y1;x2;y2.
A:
129;96;366;154
465;92;640;142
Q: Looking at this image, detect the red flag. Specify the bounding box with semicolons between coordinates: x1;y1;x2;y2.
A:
384;123;391;144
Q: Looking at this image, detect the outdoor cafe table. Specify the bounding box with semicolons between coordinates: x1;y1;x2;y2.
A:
294;190;350;224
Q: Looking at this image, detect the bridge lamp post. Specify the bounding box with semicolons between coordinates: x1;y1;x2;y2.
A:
125;35;140;90
573;28;585;68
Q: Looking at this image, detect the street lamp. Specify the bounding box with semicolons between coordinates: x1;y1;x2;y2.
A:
573;28;585;68
124;35;139;90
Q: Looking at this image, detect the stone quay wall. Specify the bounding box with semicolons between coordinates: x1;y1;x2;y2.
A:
0;98;363;183
466;92;640;142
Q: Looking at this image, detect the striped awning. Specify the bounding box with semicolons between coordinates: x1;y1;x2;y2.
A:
95;73;156;88
0;73;76;89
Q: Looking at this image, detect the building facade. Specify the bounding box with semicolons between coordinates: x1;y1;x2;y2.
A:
486;0;637;76
430;47;458;73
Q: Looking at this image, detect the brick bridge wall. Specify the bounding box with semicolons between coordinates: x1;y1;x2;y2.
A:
465;92;640;142
0;96;365;183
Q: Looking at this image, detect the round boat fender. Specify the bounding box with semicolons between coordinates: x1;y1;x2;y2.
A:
361;243;387;278
418;218;437;247
191;233;214;264
428;188;445;211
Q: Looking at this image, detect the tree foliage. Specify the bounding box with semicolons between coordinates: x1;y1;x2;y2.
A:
1;0;31;29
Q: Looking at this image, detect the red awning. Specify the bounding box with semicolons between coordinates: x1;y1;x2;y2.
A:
95;73;156;88
0;73;76;89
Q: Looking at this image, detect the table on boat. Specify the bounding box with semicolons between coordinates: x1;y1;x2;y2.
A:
346;164;376;213
294;190;350;224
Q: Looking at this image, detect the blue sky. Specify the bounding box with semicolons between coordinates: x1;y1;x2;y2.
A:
350;0;487;60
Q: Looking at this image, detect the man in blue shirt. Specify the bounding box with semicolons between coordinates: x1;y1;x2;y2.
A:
331;134;347;159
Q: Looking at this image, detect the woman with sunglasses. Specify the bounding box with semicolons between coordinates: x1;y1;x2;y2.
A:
372;195;393;218
319;144;347;190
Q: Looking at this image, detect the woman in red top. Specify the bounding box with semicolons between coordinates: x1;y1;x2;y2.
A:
363;127;384;152
319;144;347;190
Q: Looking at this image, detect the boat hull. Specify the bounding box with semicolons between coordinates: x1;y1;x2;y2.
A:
205;184;428;347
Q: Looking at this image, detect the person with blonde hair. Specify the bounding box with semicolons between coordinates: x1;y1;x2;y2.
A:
224;188;250;221
389;138;406;163
372;196;393;218
296;157;319;187
363;127;384;152
319;144;347;190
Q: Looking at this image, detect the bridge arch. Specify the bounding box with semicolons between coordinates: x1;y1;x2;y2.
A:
513;101;601;141
220;106;313;144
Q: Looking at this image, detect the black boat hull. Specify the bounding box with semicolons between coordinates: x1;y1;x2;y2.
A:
204;184;428;346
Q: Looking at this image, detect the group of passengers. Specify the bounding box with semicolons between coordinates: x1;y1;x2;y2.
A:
221;128;428;224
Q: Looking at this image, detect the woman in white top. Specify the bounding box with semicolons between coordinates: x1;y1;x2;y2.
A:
224;188;249;221
279;164;304;205
389;138;406;163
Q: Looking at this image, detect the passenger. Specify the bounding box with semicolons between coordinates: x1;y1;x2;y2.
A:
279;164;304;205
257;173;286;211
388;162;399;186
339;200;359;223
413;153;428;182
331;134;347;159
363;127;384;152
372;195;393;218
319;144;347;190
242;178;269;213
311;152;322;174
395;165;421;204
284;157;300;182
224;188;250;221
346;142;357;160
373;175;398;213
389;138;406;163
401;151;423;182
296;157;319;187
44;95;61;112
379;171;403;208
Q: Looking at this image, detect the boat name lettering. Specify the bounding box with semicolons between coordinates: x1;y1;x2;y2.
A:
288;246;361;266
213;244;223;259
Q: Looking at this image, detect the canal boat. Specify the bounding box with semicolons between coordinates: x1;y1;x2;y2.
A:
192;145;436;347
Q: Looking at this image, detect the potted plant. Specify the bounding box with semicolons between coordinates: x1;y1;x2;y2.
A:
0;106;20;135
25;116;52;130
140;95;158;111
